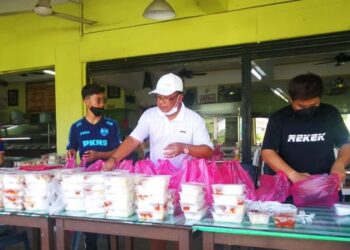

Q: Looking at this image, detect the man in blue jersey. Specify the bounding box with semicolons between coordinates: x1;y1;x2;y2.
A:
66;83;120;250
0;140;4;166
66;84;120;164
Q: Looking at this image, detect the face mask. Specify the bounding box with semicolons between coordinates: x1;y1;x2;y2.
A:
90;107;104;117
161;96;180;116
294;106;319;119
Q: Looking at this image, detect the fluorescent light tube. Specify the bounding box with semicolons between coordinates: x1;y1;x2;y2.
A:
43;70;55;75
251;68;262;80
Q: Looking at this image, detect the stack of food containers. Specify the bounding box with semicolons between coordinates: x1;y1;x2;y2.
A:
23;171;53;211
246;201;271;225
135;175;170;220
2;172;25;210
104;174;135;217
167;189;176;215
211;184;246;223
83;173;106;214
61;171;85;211
180;182;208;220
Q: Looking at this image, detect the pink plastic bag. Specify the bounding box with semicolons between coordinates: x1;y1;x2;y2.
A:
218;160;257;200
212;145;224;161
157;159;181;190
133;159;156;175
118;160;134;173
291;174;340;207
64;157;76;168
178;159;218;204
256;172;291;202
79;156;87;168
85;159;104;172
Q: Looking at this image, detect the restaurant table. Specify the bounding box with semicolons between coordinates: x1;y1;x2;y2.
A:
0;209;54;250
53;210;195;250
194;206;350;250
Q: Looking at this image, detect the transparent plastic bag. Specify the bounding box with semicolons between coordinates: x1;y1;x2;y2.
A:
291;174;340;207
256;172;291;202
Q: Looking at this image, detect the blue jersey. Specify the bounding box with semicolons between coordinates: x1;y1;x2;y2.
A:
0;141;4;152
66;117;120;160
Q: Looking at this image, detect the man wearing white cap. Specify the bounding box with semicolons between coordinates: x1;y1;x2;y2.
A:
103;72;213;170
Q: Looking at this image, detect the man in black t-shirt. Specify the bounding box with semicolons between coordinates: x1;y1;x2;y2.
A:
262;73;350;183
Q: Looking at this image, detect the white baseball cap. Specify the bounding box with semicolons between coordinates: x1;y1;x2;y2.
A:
149;73;183;96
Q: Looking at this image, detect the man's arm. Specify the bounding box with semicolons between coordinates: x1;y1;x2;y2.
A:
331;143;350;182
163;143;213;158
261;149;309;183
0;152;4;165
103;136;142;170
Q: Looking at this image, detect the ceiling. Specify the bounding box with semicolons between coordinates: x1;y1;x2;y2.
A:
0;0;70;14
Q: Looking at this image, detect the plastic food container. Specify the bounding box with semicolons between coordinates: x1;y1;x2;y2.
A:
65;198;85;211
213;204;245;215
212;194;245;206
103;200;134;210
247;209;270;225
137;202;167;212
105;186;134;195
180;200;205;212
105;174;134;188
135;185;168;203
179;192;205;204
138;175;171;188
212;212;244;223
23;197;49;211
61;173;85;184
106;208;135;217
3;189;24;196
83;173;105;183
105;193;134;204
137;210;167;220
211;184;245;195
135;185;167;196
181;182;205;195
273;207;297;228
183;206;208;221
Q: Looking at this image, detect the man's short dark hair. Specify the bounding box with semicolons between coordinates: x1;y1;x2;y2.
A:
81;84;105;99
288;73;324;101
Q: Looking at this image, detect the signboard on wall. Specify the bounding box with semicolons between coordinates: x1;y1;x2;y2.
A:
197;86;217;104
26;82;55;112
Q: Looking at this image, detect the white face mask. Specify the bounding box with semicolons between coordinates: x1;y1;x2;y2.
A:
161;96;180;116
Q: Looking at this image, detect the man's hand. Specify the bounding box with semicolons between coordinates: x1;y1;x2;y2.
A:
66;149;76;160
163;143;185;158
288;171;310;183
331;161;346;182
102;157;117;171
83;150;99;163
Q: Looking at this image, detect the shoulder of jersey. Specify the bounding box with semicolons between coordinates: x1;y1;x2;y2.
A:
74;118;85;128
104;117;117;126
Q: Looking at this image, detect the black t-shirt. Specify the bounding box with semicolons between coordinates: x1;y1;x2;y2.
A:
262;103;350;175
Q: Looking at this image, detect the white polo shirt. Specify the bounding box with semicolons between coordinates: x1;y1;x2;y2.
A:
130;103;213;168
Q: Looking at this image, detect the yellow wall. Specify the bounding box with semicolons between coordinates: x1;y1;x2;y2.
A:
0;0;350;154
0;82;26;123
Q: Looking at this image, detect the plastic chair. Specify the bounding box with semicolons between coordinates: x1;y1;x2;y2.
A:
0;230;31;250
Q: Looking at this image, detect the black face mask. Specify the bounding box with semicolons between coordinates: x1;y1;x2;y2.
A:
90;107;104;117
294;106;319;119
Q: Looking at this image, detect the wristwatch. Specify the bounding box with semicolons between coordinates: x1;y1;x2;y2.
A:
183;145;190;154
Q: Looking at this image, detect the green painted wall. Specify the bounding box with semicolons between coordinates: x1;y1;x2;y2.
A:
0;0;349;154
